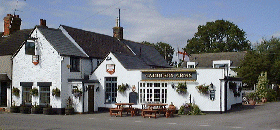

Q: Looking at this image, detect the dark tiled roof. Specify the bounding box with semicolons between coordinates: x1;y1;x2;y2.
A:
60;25;170;68
112;52;151;69
37;27;87;57
121;40;171;68
188;51;247;68
0;29;33;56
60;25;133;58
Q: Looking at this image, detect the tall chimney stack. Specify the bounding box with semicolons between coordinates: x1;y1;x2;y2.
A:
3;14;21;36
40;19;47;26
113;9;123;40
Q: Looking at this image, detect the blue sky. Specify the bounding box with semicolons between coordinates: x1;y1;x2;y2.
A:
1;0;280;50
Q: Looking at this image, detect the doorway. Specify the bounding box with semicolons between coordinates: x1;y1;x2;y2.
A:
0;82;7;107
88;85;95;113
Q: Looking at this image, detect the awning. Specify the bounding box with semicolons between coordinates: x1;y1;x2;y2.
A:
0;74;10;81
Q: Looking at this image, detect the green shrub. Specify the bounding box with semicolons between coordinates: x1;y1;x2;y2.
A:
266;89;277;102
188;104;205;115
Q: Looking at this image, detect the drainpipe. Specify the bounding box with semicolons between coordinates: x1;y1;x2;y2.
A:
82;82;85;113
224;80;228;113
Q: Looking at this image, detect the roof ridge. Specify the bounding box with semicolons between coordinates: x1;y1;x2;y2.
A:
60;25;113;38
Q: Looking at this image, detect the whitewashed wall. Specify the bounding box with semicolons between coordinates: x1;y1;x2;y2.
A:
91;52;243;112
12;28;62;107
91;53;142;111
227;80;243;110
61;57;95;112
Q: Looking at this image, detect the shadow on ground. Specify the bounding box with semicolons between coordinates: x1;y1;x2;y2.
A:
227;104;258;113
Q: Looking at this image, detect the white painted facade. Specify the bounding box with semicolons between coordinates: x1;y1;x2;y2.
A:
91;53;243;112
11;27;98;113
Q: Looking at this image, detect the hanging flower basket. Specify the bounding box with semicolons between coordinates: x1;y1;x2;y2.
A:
12;87;20;97
52;88;60;97
72;88;83;97
176;82;187;94
30;88;38;96
196;84;209;94
118;83;129;93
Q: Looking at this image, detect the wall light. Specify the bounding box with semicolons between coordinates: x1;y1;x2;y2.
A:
171;83;175;89
96;87;100;92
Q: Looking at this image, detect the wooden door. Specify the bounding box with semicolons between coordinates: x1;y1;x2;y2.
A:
88;85;95;113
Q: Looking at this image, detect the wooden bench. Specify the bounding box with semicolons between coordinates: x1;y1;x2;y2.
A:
110;108;123;117
142;109;158;119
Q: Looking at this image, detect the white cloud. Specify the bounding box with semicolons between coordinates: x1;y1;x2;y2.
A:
86;0;206;49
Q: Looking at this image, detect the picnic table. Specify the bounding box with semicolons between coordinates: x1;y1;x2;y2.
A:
110;103;135;117
142;103;168;118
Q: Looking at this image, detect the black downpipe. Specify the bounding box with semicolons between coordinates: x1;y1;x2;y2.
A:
224;80;228;113
82;82;85;113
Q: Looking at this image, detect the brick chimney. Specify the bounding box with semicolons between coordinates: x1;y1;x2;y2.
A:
113;17;123;40
40;19;47;26
3;14;21;36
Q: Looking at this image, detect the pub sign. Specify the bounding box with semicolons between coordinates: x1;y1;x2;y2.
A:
142;70;197;80
106;64;115;75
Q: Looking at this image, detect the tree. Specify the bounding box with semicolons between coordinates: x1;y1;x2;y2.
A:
154;42;174;65
184;20;251;54
236;51;269;88
236;37;280;88
141;41;174;65
256;37;280;84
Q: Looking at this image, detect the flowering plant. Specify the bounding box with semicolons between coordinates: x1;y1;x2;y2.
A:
118;83;129;93
196;84;209;94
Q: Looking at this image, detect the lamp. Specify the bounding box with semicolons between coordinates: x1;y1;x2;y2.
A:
209;83;215;101
106;57;112;61
171;83;175;89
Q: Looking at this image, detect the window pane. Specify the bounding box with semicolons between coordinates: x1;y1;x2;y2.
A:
25;42;35;55
105;77;117;103
39;86;50;105
70;57;80;72
22;86;32;104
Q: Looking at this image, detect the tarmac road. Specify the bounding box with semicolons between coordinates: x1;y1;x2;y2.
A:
0;102;280;130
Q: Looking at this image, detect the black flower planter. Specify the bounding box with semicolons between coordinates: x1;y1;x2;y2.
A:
10;106;20;113
31;107;43;114
20;106;31;114
43;107;53;115
65;108;74;115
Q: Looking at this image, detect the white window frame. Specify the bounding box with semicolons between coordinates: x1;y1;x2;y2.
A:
139;82;167;103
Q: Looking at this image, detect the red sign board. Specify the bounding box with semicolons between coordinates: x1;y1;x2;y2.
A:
106;64;115;75
32;55;39;65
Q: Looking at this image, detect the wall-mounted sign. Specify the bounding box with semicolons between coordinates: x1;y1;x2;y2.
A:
106;64;115;75
32;55;39;65
142;70;197;80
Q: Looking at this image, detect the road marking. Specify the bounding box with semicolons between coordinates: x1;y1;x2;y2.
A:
135;121;142;122
109;119;114;120
231;126;243;129
89;118;95;119
167;123;177;125
199;125;210;127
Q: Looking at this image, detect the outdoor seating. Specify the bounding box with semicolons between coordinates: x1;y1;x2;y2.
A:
110;103;135;117
109;108;123;117
142;109;158;119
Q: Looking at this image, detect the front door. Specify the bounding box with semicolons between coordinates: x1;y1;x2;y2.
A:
88;85;95;113
0;82;7;107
